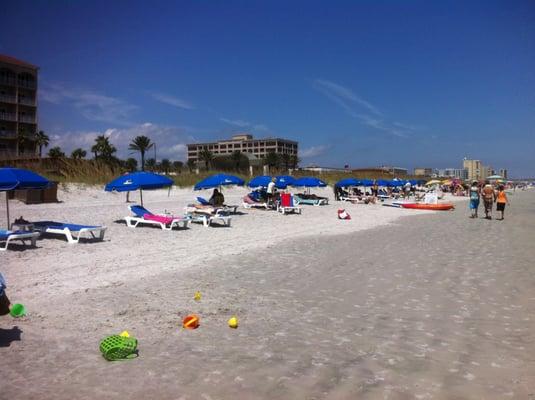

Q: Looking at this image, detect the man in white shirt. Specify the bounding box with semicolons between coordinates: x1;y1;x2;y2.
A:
267;178;276;204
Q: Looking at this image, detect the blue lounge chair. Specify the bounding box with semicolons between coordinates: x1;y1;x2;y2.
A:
125;205;190;230
0;229;39;251
33;221;106;244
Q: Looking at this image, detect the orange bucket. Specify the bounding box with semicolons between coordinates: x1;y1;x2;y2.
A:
183;314;200;329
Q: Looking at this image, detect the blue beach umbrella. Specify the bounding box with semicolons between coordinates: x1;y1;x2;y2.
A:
335;178;360;187
105;171;173;206
292;177;327;188
275;175;296;188
248;176;272;188
0;167;50;228
194;174;245;191
360;179;374;187
375;179;391;187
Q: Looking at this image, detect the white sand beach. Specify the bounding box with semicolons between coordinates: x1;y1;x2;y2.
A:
3;186;535;399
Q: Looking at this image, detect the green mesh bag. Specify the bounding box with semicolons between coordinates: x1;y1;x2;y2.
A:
99;335;138;361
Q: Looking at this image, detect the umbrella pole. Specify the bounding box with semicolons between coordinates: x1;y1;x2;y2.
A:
5;192;10;230
140;189;143;206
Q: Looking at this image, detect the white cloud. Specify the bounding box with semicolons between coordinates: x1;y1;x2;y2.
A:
312;78;418;139
49;122;194;161
150;92;194;110
220;118;269;132
40;82;138;125
300;145;330;158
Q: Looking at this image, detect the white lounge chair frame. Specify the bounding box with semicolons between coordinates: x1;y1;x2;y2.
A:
0;231;39;251
293;196;329;206
124;216;189;231
35;225;107;244
242;198;270;209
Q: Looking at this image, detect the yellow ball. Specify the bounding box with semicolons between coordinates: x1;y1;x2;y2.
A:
228;316;238;329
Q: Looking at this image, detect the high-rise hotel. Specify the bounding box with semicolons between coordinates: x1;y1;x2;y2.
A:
0;54;39;158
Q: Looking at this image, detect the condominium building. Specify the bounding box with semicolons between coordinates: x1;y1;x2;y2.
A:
187;134;298;162
463;158;483;181
437;168;468;180
413;167;434;176
0;54;39;158
499;169;508;179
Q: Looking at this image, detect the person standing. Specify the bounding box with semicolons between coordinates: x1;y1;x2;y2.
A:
469;181;480;218
481;180;495;219
266;177;276;205
0;273;11;316
495;185;510;220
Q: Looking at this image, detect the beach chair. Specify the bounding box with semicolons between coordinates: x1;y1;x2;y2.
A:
124;205;190;231
184;205;232;227
277;193;302;215
0;229;39;251
242;195;270;210
32;221;107;244
293;193;329;206
196;196;238;214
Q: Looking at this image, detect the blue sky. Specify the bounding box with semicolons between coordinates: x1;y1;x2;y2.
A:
1;1;534;176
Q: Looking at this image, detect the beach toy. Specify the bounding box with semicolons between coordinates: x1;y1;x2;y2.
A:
228;316;238;329
338;209;351;220
99;335;138;361
183;314;200;329
10;303;26;318
194;291;202;301
119;330;130;338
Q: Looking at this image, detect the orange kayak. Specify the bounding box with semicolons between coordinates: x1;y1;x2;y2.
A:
400;203;455;211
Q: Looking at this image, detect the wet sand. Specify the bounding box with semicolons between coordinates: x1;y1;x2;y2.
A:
1;190;534;399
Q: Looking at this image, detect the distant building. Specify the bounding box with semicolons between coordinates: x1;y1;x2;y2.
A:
381;165;408;176
437;168;468;180
414;167;433;176
187;133;298;163
500;169;508;179
463;158;483;181
0;54;39;158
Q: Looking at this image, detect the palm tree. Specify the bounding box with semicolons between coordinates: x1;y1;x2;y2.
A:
280;153;291;171
199;149;213;170
125;157;138;172
92;135;116;163
160;159;171;175
186;159;196;173
231;150;243;171
145;158;156;171
35;130;50;158
128;135;154;171
173;160;183;173
48;146;65;158
264;151;280;172
16;129;27;155
290;154;300;170
71;148;86;160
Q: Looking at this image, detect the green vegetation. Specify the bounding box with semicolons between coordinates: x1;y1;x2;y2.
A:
128;135;154;171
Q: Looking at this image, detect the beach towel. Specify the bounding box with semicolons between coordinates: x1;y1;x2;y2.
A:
142;214;175;224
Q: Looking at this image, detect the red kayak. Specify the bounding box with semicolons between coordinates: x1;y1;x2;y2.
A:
400;203;455;211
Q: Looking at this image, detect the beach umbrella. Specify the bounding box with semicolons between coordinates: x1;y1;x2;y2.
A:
335;178;360;187
389;179;405;187
0;167;50;229
248;175;272;188
425;179;441;186
375;179;391;187
194;174;245;191
105;171;173;206
292;177;327;187
487;175;503;180
275;175;296;188
360;179;374;187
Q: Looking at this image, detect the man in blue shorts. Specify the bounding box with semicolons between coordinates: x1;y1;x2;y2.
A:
469;181;480;218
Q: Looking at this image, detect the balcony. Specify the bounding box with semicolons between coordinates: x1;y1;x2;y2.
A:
0;94;17;104
0;76;17;86
18;97;36;106
19;115;36;124
0;112;17;121
0;130;16;139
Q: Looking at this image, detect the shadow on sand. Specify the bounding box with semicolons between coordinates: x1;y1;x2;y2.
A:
0;326;22;347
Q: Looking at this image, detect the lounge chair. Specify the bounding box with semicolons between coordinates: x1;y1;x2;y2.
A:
242;194;270;210
294;193;329;206
0;229;39;251
33;221;107;244
196;197;238;214
277;193;302;215
184;205;232;227
125;205;190;231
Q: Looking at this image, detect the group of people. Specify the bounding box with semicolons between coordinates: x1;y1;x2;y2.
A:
469;180;510;220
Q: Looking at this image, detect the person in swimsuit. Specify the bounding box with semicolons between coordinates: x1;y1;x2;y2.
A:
481;180;495;219
469;181;480;218
495;185;509;220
